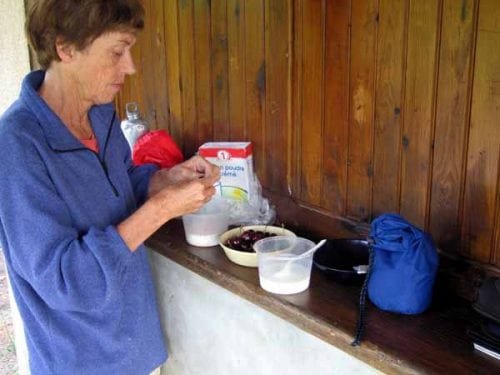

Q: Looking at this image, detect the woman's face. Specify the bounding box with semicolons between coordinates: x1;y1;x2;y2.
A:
69;31;137;105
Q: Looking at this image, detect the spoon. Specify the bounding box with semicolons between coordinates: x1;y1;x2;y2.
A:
273;239;327;278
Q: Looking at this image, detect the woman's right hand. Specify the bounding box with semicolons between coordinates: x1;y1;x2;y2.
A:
152;172;219;221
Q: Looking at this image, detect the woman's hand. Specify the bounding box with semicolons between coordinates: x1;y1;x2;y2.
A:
149;155;220;197
152;172;219;220
118;158;220;251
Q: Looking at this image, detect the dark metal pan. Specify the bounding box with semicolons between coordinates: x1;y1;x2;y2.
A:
313;239;369;284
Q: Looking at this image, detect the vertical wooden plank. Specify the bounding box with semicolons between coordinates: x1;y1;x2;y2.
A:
211;0;230;140
463;0;500;262
372;0;406;216
227;0;247;140
430;0;476;249
141;0;168;130
245;0;266;178
322;0;350;215
164;0;183;148
193;0;213;147
346;0;378;221
291;0;303;198
264;0;292;192
125;0;159;126
494;155;500;266
135;0;152;126
178;0;197;157
299;0;324;205
400;0;440;227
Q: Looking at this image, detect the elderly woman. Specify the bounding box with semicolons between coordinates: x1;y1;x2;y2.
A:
0;1;219;374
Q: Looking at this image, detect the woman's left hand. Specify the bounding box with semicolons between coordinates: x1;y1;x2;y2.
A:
148;155;220;197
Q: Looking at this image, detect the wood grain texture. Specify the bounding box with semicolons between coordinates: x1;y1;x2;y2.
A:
346;0;378;222
114;0;500;277
263;0;292;193
163;0;183;146
430;0;476;252
291;0;303;200
193;0;213;147
150;0;169;131
299;0;324;205
178;0;197;157
211;0;230;140
244;0;266;181
138;0;168;131
495;158;500;266
227;0;247;140
372;0;406;216
322;0;350;216
400;0;440;228
463;0;500;262
495;157;500;266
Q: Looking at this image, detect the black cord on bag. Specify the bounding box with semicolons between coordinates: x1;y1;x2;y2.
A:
351;238;374;346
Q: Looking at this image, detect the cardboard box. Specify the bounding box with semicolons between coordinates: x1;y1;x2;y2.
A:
198;142;253;202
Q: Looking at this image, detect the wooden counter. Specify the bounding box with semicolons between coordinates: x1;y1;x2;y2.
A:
146;220;500;374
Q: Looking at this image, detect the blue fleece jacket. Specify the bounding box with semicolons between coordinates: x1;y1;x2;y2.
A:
0;70;167;374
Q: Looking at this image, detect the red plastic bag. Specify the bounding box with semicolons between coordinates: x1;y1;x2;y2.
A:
132;130;184;168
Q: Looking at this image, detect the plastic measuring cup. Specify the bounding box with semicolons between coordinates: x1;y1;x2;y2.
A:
182;198;229;247
253;236;316;295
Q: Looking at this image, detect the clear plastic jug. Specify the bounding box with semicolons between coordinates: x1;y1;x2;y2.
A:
181;198;230;247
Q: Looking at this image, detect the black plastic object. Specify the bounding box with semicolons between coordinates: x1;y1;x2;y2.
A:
313;239;369;284
473;277;500;324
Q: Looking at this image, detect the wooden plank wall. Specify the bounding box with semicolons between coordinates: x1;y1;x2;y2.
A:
117;0;500;274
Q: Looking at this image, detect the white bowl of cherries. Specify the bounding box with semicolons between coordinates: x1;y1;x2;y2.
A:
219;225;296;267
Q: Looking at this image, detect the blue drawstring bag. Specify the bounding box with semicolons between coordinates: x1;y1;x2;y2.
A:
367;213;439;314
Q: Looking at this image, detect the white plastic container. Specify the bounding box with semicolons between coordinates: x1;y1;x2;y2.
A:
253;236;316;295
182;199;229;247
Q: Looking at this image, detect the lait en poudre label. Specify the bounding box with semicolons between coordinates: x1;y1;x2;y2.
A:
198;142;253;202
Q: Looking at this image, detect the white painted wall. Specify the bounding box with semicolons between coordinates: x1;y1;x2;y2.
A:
149;251;380;375
0;0;31;115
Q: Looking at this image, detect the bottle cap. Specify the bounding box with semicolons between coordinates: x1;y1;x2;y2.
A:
125;102;140;120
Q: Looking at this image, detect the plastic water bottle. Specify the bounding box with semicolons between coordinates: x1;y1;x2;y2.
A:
120;102;149;152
